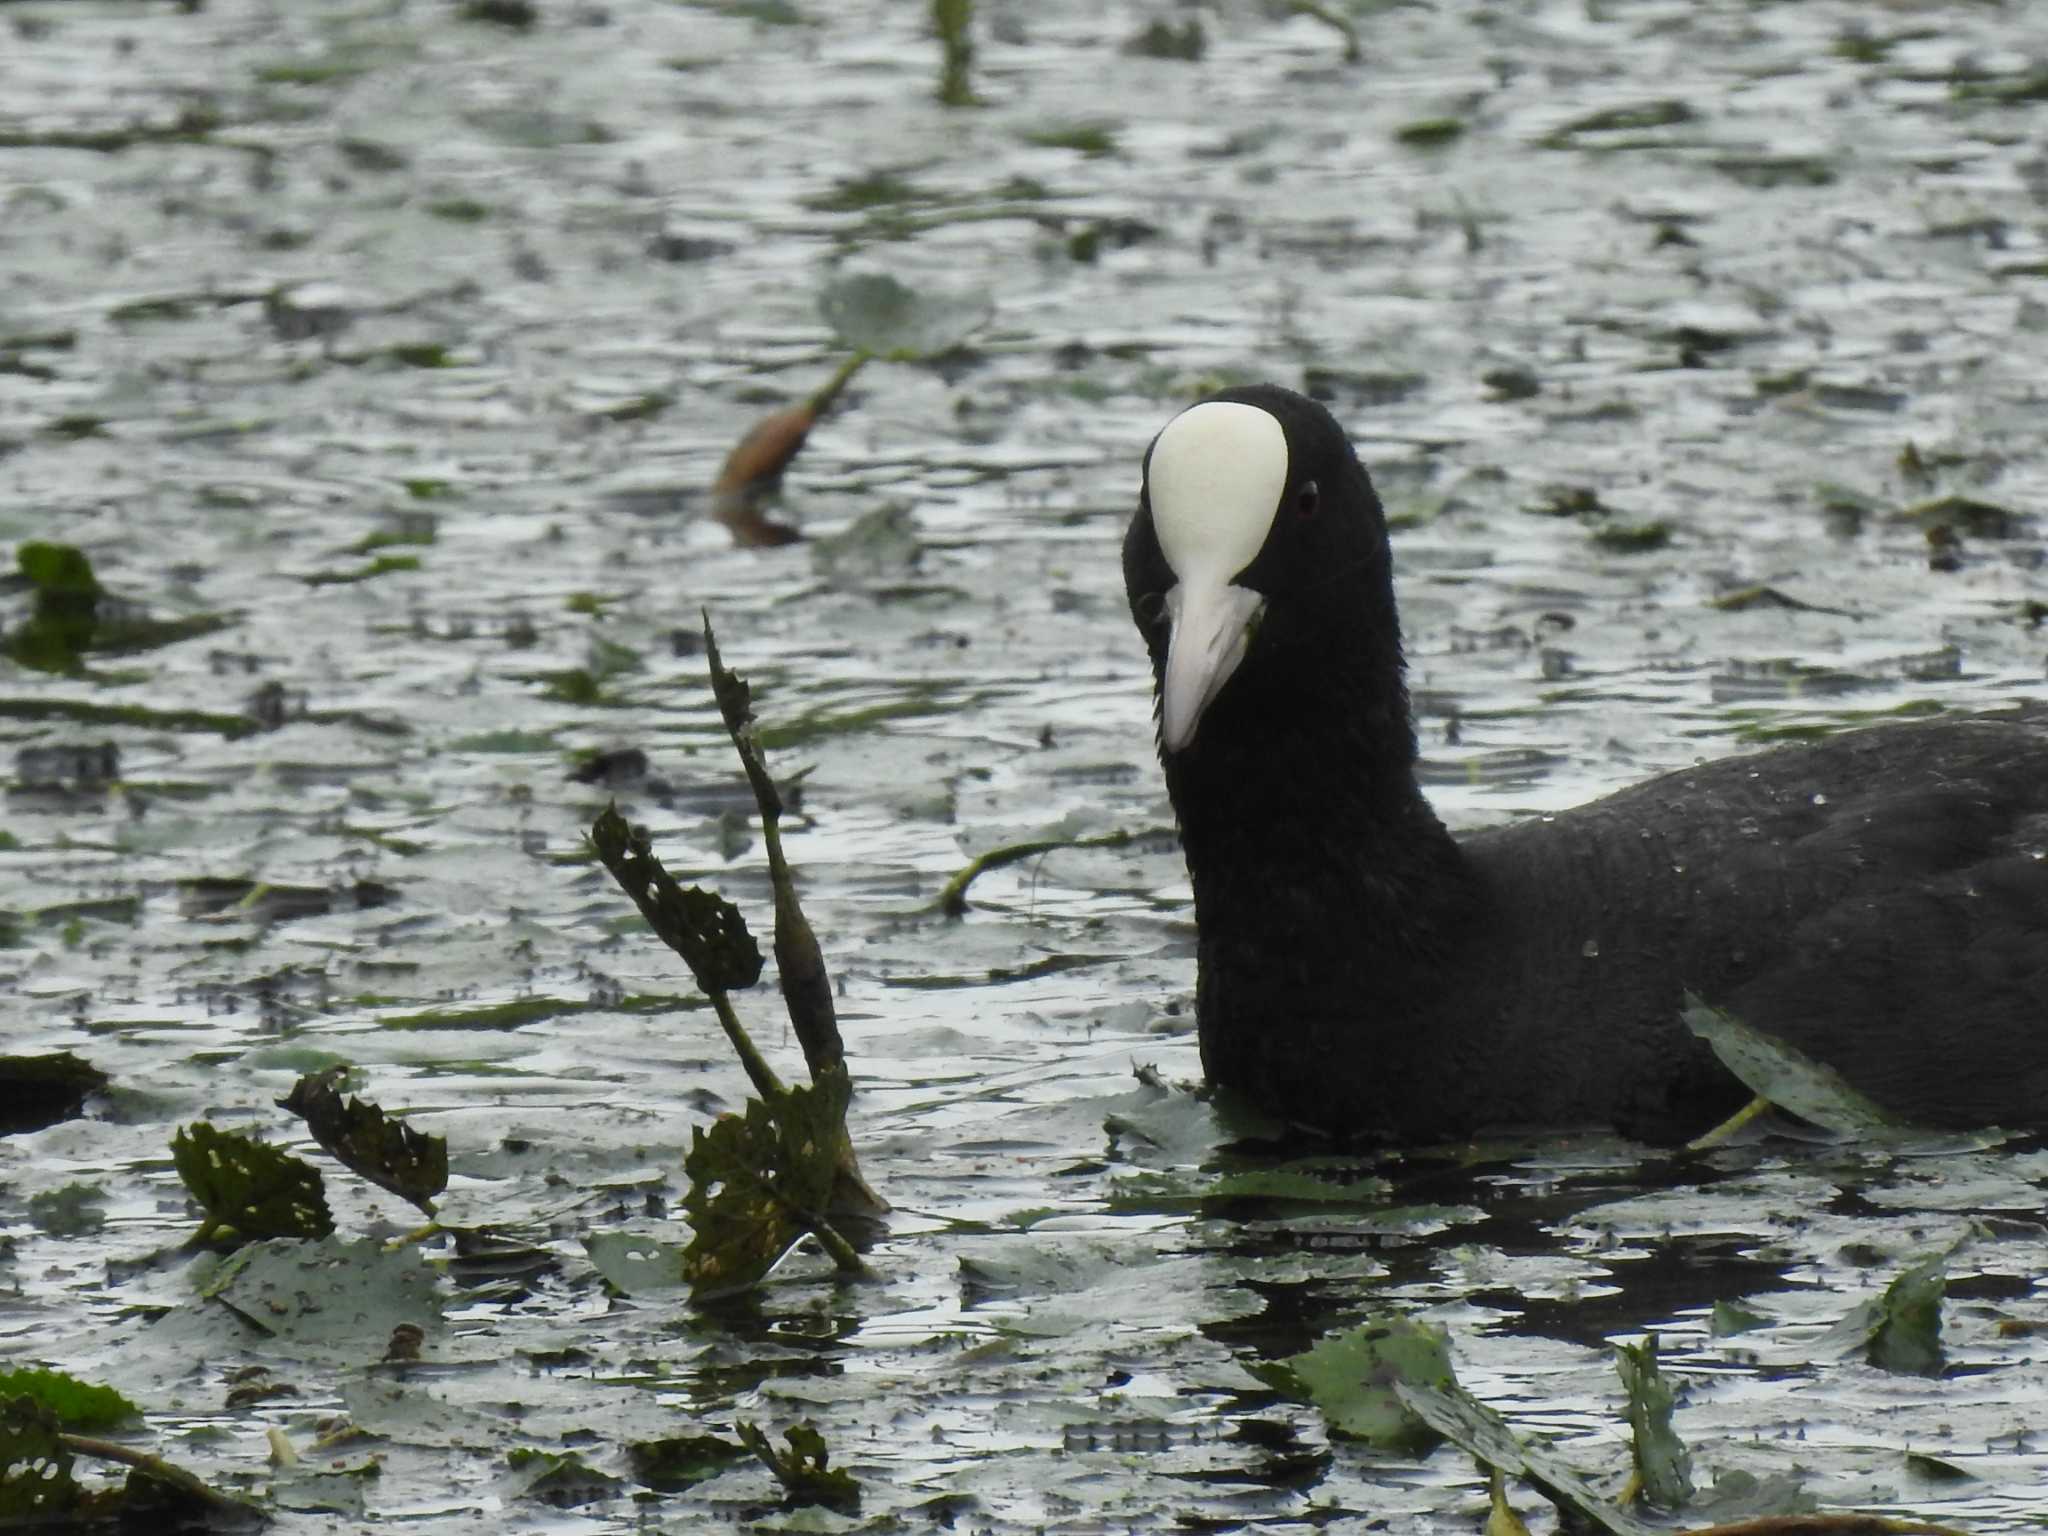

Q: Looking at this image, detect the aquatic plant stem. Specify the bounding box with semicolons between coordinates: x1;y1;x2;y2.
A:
58;1435;263;1522
1685;1094;1770;1152
807;351;868;419
934;828;1140;916
708;988;787;1106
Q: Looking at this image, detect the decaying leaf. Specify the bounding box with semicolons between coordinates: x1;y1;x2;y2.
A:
171;1122;333;1248
680;1075;850;1299
280;1068;448;1214
0;1369;138;1433
588;807;765;995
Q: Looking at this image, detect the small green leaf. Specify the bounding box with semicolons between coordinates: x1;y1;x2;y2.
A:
1682;995;1905;1134
0;1369;139;1432
279;1068;448;1214
1614;1336;1693;1509
27;1183;107;1237
1253;1316;1457;1454
818;271;991;360
734;1419;858;1509
1709;1299;1769;1336
171;1122;333;1247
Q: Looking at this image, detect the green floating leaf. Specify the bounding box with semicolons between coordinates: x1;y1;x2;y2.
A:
1613;1336;1693;1509
279;1068;447;1214
171;1121;333;1248
680;1076;849;1299
0;1369;138;1432
817;271;991;361
627;1433;751;1493
1252;1316;1457;1455
7;541;231;673
1393;1382;1661;1536
1710;1299;1770;1337
1682;995;1904;1135
0;1395;80;1522
589;806;764;994
0;1051;108;1135
734;1420;858;1510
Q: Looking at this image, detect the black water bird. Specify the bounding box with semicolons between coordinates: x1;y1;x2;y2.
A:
1124;384;2048;1142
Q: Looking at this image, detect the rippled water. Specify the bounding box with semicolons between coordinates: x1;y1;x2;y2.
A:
3;0;2046;1530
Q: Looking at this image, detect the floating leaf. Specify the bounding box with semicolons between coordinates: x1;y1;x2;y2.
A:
1682;996;1904;1135
172;1122;333;1247
279;1068;447;1214
734;1419;858;1510
7;541;230;672
627;1433;751;1493
204;1237;442;1351
818;271;991;360
1252;1317;1457;1454
0;1369;138;1432
27;1183;107;1237
1614;1336;1693;1509
680;1076;850;1299
0;1395;79;1522
583;1231;690;1297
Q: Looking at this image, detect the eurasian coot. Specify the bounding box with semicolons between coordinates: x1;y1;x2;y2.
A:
1124;383;2048;1141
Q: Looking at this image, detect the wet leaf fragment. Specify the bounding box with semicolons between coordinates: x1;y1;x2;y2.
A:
1615;1336;1693;1508
0;1051;107;1135
681;1076;851;1299
734;1419;858;1510
172;1122;333;1248
280;1069;448;1214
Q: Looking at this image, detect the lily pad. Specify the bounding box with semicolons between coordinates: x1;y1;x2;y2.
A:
818;271;991;360
202;1237;442;1353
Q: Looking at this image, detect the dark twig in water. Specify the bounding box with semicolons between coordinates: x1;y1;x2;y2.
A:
58;1434;267;1526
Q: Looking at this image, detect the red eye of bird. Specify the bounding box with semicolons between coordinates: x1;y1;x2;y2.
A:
1296;479;1319;517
